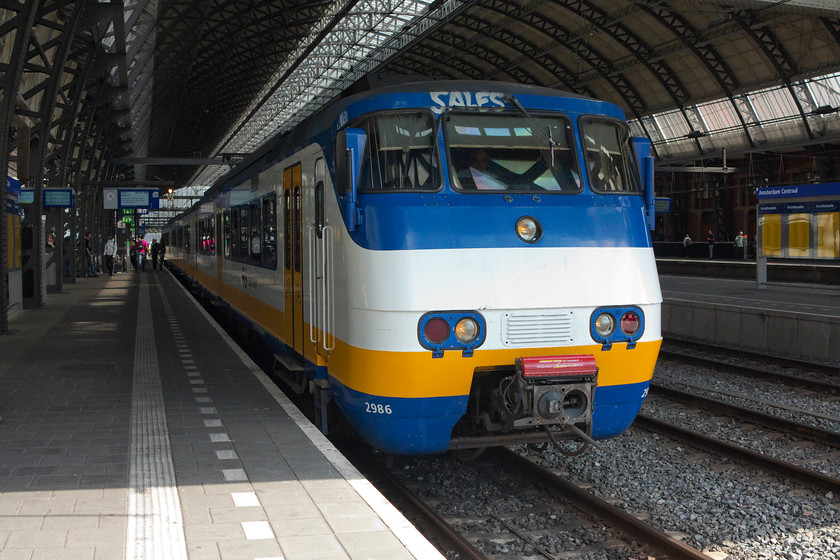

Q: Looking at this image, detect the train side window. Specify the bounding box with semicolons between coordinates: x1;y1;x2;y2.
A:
249;200;261;264
284;190;291;271
315;157;325;238
207;217;216;255
315;182;324;239
184;224;192;252
263;194;277;269
223;210;231;259
231;208;240;261
239;205;249;262
581;117;639;193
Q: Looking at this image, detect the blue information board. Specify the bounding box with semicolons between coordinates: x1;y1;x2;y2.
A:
119;189;160;209
19;188;75;207
43;189;75;207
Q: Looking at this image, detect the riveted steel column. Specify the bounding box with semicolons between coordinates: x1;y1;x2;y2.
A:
0;1;40;334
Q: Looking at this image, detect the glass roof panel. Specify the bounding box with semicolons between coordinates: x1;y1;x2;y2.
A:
747;86;799;122
807;72;840;107
654;109;690;141
697;98;740;133
192;0;443;188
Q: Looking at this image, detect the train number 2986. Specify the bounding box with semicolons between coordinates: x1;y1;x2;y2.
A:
365;403;392;414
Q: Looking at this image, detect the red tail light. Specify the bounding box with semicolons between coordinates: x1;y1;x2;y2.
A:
619;312;640;335
423;317;450;344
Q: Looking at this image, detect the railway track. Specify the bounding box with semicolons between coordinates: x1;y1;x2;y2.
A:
659;338;840;393
636;414;840;495
350;445;715;560
646;339;840;493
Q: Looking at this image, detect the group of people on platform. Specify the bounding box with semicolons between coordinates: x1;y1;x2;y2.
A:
127;237;165;274
81;233;166;278
682;230;748;260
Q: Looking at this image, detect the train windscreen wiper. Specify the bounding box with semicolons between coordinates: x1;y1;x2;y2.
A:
504;94;557;168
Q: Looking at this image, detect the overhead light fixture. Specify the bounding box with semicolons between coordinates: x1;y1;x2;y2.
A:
811;105;838;115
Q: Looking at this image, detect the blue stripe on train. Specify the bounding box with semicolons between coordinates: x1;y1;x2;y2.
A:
351;193;651;251
331;379;651;455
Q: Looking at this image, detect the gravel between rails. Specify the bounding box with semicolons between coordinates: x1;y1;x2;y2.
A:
519;357;840;560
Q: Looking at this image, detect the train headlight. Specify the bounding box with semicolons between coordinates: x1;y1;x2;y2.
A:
515;216;542;244
594;313;615;337
419;312;486;358
454;318;479;343
590;306;645;350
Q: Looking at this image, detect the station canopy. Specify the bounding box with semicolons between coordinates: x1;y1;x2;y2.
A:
12;0;840;199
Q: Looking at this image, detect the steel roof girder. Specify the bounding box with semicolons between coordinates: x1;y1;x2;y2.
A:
500;8;648;118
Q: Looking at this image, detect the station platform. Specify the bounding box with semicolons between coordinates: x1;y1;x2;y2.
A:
660;270;840;364
0;270;443;560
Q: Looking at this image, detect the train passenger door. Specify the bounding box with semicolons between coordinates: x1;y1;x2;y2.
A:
283;164;304;355
308;158;333;362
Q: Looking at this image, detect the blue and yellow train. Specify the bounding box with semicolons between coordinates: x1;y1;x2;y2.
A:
164;80;662;455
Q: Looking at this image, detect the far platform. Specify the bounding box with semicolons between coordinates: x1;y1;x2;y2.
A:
658;260;840;364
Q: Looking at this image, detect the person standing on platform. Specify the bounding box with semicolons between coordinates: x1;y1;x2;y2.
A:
84;231;98;277
735;231;745;260
151;238;160;270
158;240;166;269
683;233;692;257
706;229;715;259
137;237;148;271
103;235;117;278
129;240;137;271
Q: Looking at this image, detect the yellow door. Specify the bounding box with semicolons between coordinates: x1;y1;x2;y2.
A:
283;164;304;355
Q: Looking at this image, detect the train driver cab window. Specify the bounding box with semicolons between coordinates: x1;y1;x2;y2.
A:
581;118;640;193
445;113;580;193
356;111;439;191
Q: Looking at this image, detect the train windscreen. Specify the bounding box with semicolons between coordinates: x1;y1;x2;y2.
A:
356;112;440;191
581;117;640;193
445;113;580;193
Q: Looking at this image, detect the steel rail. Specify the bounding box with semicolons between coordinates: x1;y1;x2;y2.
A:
650;383;840;447
635;415;840;494
490;447;715;560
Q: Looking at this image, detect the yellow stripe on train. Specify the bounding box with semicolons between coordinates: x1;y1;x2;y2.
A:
327;339;661;399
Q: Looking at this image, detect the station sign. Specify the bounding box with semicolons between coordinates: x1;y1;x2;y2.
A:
758;201;840;214
757;181;840;200
6;176;21;197
104;188;160;210
654;197;671;214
